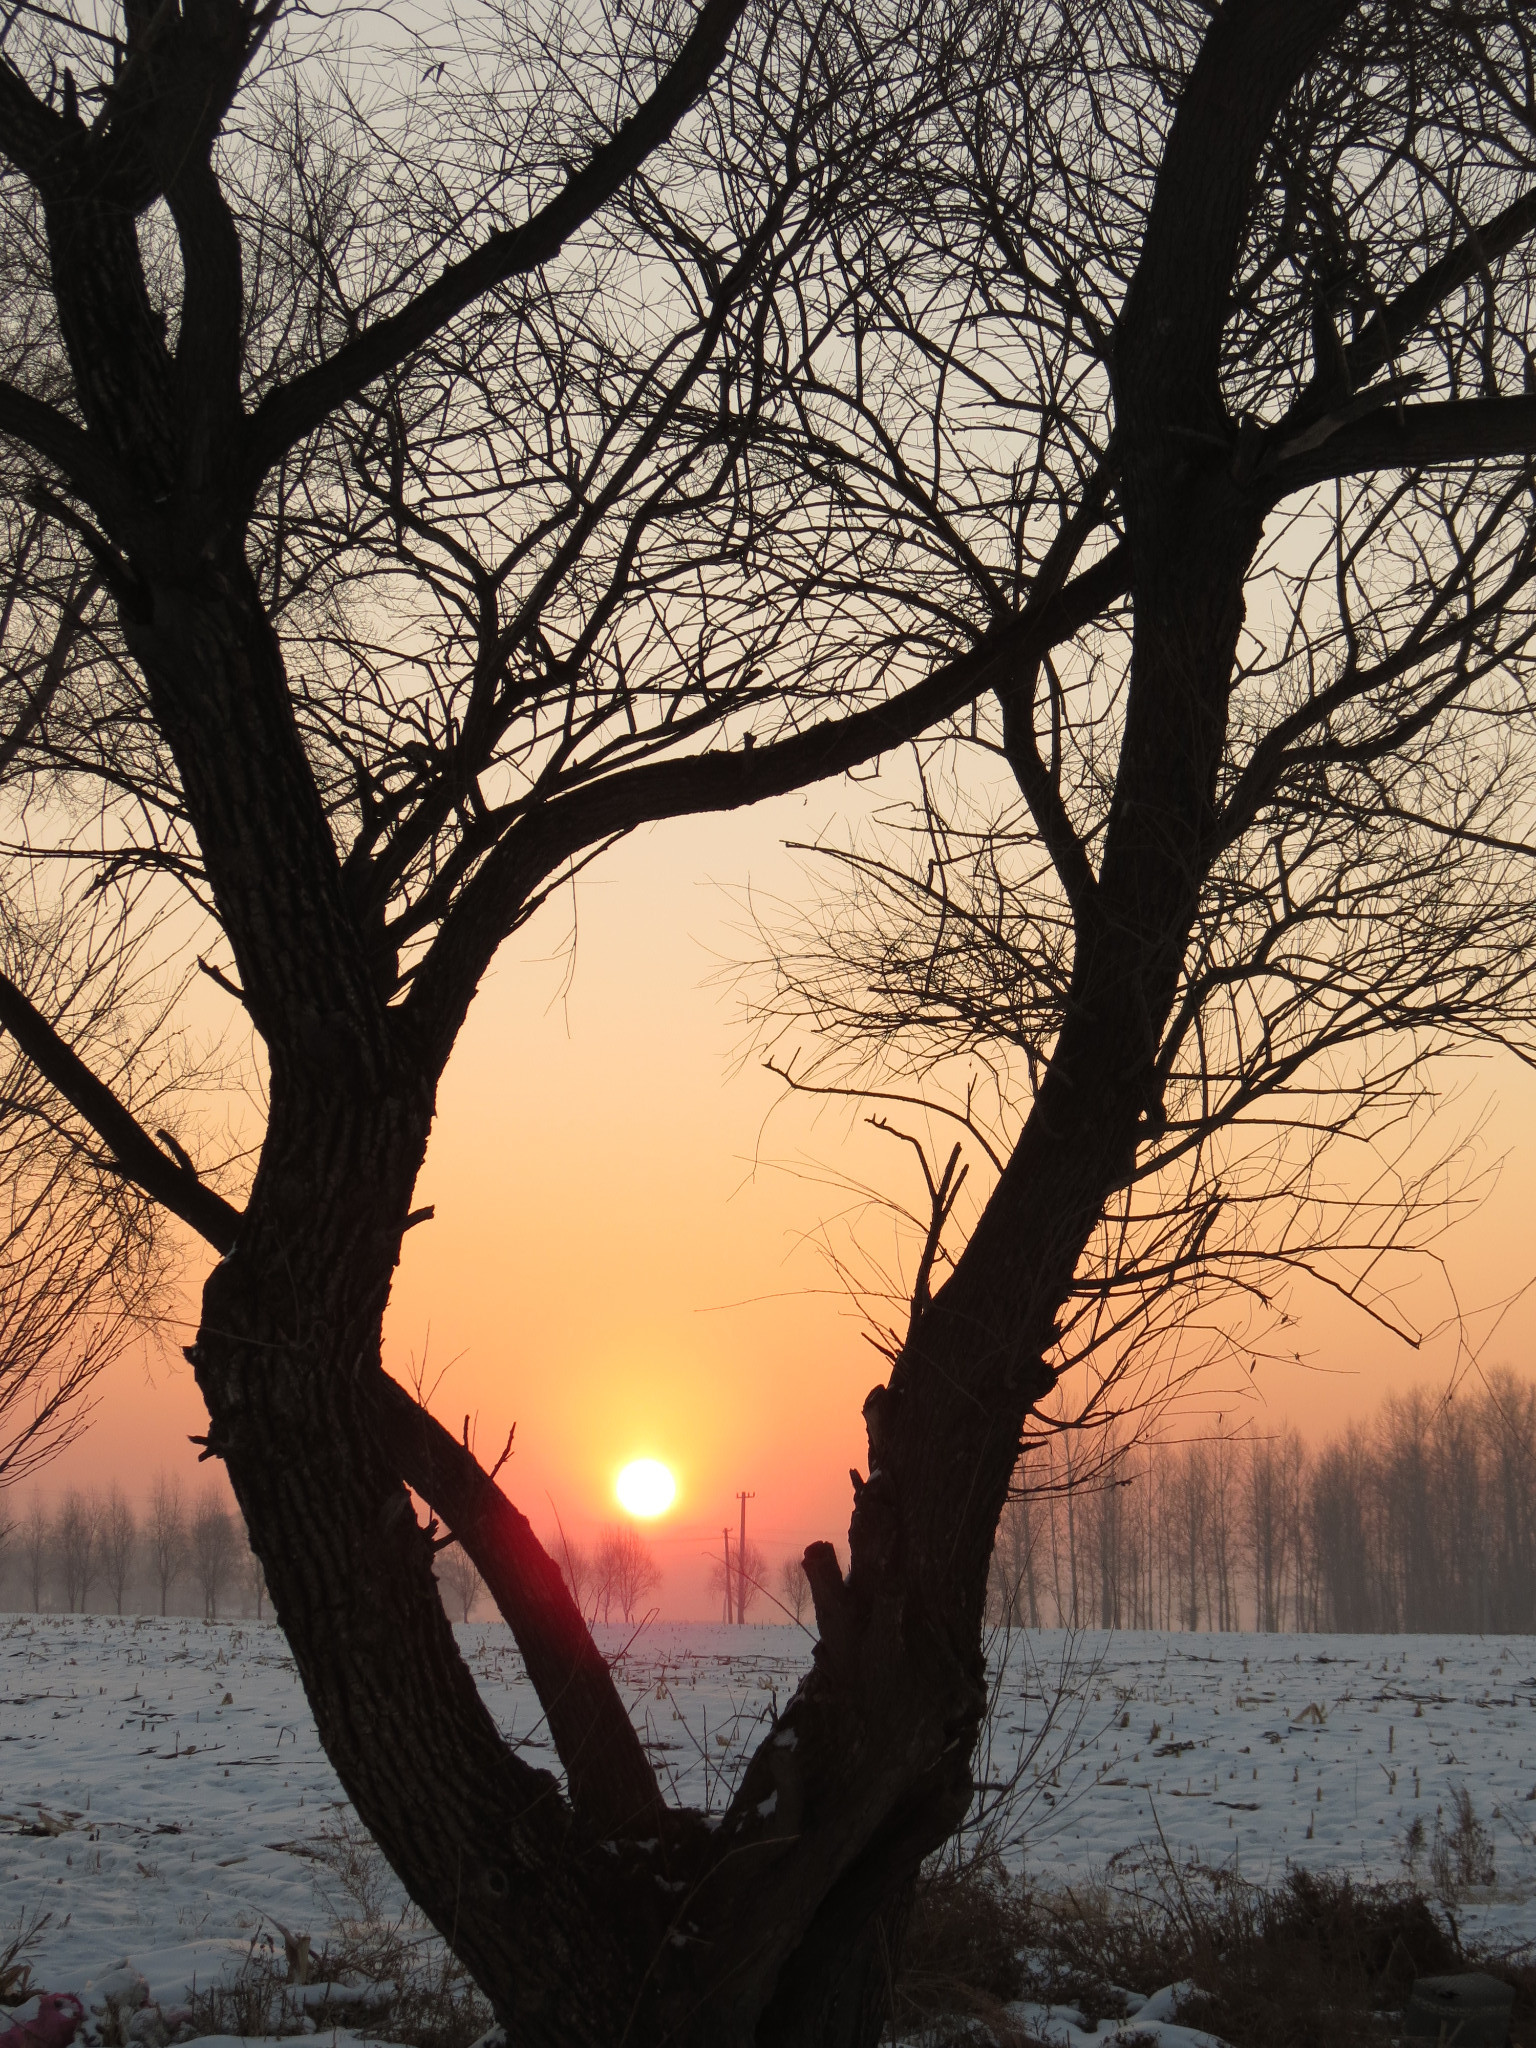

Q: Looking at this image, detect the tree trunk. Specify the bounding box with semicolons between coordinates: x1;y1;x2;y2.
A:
193;1083;665;2040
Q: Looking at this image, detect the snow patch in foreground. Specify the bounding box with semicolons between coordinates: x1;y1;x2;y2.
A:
1007;1981;1230;2048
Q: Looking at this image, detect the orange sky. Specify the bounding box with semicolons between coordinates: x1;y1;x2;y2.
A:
28;784;1536;1618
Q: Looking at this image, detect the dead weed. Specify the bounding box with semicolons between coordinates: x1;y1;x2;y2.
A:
190;1816;490;2048
888;1855;1531;2048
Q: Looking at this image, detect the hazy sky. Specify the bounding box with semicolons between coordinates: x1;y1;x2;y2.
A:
35;778;1536;1618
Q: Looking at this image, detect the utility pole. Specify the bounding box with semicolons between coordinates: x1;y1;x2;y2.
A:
722;1528;732;1625
735;1491;755;1625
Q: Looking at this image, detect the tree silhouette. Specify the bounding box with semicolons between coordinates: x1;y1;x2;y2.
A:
0;0;1534;2038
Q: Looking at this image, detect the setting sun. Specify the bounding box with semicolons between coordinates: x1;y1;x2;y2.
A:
616;1458;677;1518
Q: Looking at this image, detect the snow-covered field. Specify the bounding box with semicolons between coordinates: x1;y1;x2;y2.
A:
4;1614;1534;2021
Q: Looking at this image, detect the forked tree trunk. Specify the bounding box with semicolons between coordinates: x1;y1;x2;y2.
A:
187;1039;1112;2043
194;1123;976;2043
193;1085;664;2037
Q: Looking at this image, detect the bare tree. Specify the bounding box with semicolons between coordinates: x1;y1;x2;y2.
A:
55;1488;100;1612
594;1526;663;1624
1089;1468;1129;1631
708;1537;767;1621
147;1472;187;1617
1247;1436;1290;1634
244;1538;268;1620
548;1531;596;1624
0;0;1084;2015
987;1495;1042;1630
100;1484;136;1616
190;1491;236;1621
1168;1446;1211;1632
777;1553;810;1625
0;0;1535;2035
1310;1429;1363;1631
1477;1369;1536;1630
1286;1431;1316;1631
1206;1439;1241;1633
437;1541;484;1624
20;1491;48;1610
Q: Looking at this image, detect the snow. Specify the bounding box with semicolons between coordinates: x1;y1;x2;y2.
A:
1005;1981;1229;2048
3;1614;1534;2026
999;1628;1536;1948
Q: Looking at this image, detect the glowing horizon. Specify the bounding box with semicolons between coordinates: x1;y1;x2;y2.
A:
32;801;1536;1622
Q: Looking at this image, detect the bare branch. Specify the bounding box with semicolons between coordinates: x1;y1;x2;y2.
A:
1344;188;1536;392
404;543;1129;1057
0;566;97;776
0;970;240;1251
242;0;753;482
0;384;131;514
374;1374;664;1836
1269;393;1536;492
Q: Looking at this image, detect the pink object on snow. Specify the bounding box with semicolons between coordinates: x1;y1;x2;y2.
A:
0;1994;86;2048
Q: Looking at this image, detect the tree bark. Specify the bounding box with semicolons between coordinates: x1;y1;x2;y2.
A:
193;1080;670;2039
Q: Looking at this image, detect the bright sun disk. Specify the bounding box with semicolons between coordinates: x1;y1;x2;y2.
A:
616;1458;676;1518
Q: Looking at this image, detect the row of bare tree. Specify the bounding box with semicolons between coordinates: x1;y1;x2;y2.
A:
0;1473;253;1617
990;1370;1536;1636
450;1527;839;1627
0;1486;679;1630
439;1525;668;1627
440;1530;830;1628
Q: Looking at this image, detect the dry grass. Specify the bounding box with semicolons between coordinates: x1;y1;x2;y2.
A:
0;1908;49;2003
173;1778;1528;2048
1041;1864;1460;2048
188;1817;491;2048
889;1852;1535;2048
889;1860;1037;2046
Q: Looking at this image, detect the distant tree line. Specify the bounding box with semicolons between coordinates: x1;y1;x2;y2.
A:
990;1370;1536;1636
26;1381;1532;1637
0;1473;486;1624
0;1472;260;1618
441;1524;817;1629
0;1483;678;1627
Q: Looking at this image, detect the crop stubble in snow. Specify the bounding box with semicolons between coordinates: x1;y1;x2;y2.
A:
2;1616;1534;2004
